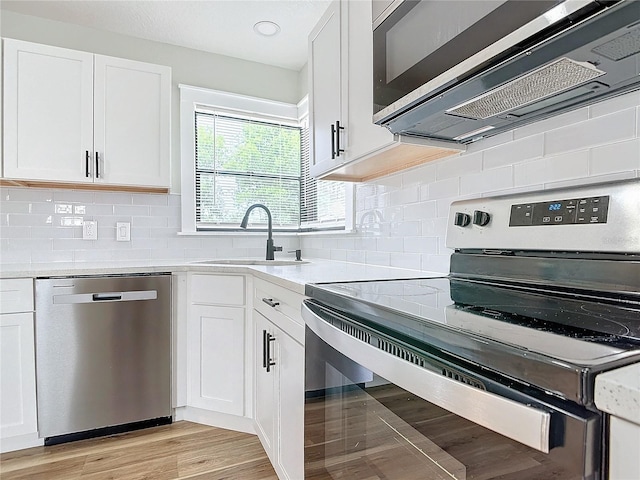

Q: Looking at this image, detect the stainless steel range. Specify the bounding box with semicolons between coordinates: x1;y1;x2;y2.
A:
303;178;639;480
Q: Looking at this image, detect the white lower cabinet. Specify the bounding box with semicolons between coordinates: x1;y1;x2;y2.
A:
253;278;305;480
188;304;244;415
0;278;40;453
182;274;252;431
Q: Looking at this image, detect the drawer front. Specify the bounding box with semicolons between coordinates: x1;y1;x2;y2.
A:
254;278;305;344
0;278;34;314
191;274;245;306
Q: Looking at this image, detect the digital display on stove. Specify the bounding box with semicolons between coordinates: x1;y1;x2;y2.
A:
510;195;609;226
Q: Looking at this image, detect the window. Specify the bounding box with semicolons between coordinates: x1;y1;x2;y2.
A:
195;112;302;229
180;85;348;233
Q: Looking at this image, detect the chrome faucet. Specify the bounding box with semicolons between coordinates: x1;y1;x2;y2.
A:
240;204;282;260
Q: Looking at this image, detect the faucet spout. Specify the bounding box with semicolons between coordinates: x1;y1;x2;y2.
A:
240;204;281;260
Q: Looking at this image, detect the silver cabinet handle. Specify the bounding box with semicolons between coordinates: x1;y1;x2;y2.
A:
302;302;552;453
262;297;280;308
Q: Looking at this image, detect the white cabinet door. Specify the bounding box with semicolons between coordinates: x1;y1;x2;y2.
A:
0;312;37;441
309;1;344;177
93;55;170;188
188;304;245;416
344;0;394;160
254;310;276;458
276;328;305;480
3;39;94;182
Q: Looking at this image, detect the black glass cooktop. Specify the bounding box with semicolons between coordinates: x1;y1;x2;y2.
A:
305;277;640;405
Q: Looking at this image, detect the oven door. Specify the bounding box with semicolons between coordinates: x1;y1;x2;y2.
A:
373;0;578;117
303;300;601;480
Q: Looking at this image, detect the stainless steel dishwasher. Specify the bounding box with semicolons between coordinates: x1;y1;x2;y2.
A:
35;274;171;445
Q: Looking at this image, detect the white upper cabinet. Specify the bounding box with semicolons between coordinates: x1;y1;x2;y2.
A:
308;1;463;182
308;0;394;180
3;39;171;189
309;1;343;176
3;40;94;183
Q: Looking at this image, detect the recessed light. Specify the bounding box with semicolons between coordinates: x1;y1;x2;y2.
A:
254;21;281;37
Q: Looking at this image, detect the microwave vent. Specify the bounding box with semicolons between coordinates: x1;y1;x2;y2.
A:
592;26;640;61
446;58;606;120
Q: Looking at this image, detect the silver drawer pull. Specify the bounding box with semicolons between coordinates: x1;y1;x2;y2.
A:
262;297;280;308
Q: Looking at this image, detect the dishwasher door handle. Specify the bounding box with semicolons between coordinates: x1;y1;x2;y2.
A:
93;293;121;301
53;290;158;304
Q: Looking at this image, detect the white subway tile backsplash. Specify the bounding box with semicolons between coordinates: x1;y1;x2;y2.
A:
93;192;133;205
544;170;638;189
514;150;589;186
365;250;390;266
389;220;421;237
590;139;640;175
513;107;589;140
4;188;53;202
427;177;459;199
53;190;95;204
402;163;436;186
403;201;437;221
8;214;52;226
390;252;422;269
590;91;640;118
466;130;513;153
483;134;544;170
132;193;168;206
390;185;420;205
460;166;513;195
436;152;482;180
113;205;150;216
346;250;366;264
403;236;438;254
545;108;636;155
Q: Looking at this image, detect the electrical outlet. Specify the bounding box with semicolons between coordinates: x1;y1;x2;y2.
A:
116;222;131;242
83;220;98;240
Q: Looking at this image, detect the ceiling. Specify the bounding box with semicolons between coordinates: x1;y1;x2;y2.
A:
1;0;332;71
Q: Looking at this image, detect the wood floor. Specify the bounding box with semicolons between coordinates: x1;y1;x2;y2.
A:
0;421;278;480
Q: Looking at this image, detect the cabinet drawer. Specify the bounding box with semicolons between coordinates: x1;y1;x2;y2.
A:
254;278;305;344
191;274;245;306
0;279;34;314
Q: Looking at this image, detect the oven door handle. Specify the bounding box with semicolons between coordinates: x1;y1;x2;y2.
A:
302;301;553;453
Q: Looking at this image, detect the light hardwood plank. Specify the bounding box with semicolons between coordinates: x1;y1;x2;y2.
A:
0;422;276;480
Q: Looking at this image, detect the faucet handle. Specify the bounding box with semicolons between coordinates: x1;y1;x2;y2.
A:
274;246;283;252
288;249;302;261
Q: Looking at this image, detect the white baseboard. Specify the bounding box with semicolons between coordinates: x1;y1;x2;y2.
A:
0;432;43;453
174;406;256;435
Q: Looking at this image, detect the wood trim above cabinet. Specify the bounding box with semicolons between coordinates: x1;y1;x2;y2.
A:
318;136;465;182
0;178;169;194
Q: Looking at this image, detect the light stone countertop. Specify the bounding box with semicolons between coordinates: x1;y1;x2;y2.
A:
0;259;443;295
595;364;640;425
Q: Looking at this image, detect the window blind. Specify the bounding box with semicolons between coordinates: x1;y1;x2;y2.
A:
194;110;345;231
299;120;346;230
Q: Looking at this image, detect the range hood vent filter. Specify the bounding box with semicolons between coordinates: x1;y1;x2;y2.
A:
446;58;606;120
592;26;640;61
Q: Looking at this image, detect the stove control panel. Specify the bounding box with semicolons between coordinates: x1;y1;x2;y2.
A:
446;178;639;253
510;195;609;226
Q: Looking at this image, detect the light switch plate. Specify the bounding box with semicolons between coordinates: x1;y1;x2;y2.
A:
83;220;98;240
116;222;131;242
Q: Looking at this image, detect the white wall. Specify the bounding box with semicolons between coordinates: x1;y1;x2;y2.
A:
1;10;303;193
300;92;640;273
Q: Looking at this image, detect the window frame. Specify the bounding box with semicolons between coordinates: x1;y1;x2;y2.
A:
179;84;353;234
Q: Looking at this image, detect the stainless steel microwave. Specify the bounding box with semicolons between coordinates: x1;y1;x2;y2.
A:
373;0;640;143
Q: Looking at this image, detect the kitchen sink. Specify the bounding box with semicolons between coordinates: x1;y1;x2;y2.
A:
193;259;309;266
